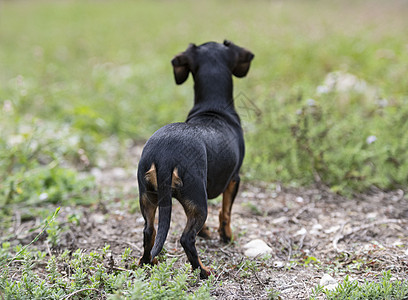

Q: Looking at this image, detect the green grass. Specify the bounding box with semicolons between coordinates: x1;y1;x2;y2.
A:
1;0;408;297
2;0;408;196
311;272;408;300
0;240;214;299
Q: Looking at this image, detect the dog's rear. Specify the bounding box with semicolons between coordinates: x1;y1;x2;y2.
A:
138;41;254;279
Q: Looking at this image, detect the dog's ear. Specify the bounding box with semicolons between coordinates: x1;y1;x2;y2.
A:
171;43;196;85
224;40;254;78
171;53;190;85
232;51;254;77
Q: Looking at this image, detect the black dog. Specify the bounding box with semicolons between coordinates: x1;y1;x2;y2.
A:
137;40;254;279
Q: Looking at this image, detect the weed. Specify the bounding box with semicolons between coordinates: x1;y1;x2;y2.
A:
311;271;408;300
1;242;214;299
266;287;281;300
238;259;259;279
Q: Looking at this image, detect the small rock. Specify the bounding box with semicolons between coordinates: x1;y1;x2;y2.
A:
366;212;378;219
93;214;105;224
295;196;304;203
320;274;338;290
271;216;288;224
310;223;323;235
295;227;307;236
273;261;285;268
39;193;49;201
243;239;273;258
324;225;340;234
391;189;404;202
323;71;367;93
392;239;403;247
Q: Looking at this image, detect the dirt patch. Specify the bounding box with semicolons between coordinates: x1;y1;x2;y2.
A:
4;145;408;299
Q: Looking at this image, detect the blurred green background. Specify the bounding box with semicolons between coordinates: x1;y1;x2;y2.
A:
1;0;408;213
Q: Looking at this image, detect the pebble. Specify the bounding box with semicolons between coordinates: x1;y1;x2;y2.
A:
271;216;288;224
310;223;323;235
243;239;273;258
295;227;307;236
273;261;285;268
320;274;338;291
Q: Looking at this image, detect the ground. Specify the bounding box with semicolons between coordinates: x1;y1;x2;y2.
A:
7;145;408;299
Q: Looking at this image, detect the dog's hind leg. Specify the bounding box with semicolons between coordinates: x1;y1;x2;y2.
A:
179;186;210;279
139;192;158;265
218;176;240;243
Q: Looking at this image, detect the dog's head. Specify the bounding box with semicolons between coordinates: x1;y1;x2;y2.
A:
171;40;254;85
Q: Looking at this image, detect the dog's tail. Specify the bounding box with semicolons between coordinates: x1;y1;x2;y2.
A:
149;164;182;260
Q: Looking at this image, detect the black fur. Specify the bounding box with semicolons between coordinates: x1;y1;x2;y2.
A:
137;41;254;279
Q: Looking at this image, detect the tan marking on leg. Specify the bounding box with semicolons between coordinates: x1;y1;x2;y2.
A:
218;179;238;242
198;258;211;279
179;195;209;279
144;163;158;190
171;167;183;188
139;193;158;265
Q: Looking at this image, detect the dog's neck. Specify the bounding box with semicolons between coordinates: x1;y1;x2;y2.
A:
192;64;234;111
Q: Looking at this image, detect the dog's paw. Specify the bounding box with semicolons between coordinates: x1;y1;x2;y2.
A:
218;226;234;243
220;234;234;244
138;257;148;266
198;225;212;239
199;266;214;279
151;257;158;265
138;256;158;266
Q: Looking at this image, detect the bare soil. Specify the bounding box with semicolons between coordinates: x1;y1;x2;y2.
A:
6;145;408;299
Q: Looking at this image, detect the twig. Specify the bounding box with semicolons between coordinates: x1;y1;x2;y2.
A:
251;267;265;286
286;238;293;262
292;203;315;221
298;233;306;250
233;257;245;278
219;247;232;256
62;288;101;300
302;279;310;299
45;241;52;257
13;211;21;234
280;283;299;291
6;207;60;267
214;268;225;282
166;253;184;258
220;243;234;251
333;219;405;252
332;221;348;252
125;241;142;252
112;266;128;272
